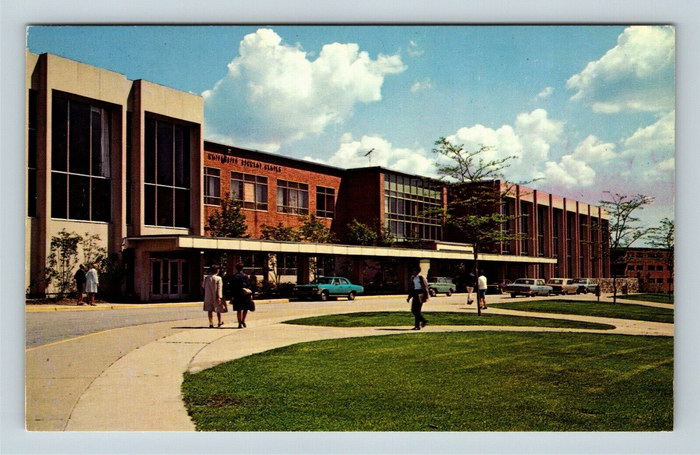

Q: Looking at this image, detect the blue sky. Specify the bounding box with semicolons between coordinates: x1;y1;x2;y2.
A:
27;25;675;236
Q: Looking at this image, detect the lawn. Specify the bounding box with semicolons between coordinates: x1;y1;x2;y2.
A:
616;293;674;304
491;300;674;323
284;311;615;330
182;332;673;431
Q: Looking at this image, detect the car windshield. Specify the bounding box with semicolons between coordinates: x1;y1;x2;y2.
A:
548;279;562;284
312;277;334;284
514;279;534;285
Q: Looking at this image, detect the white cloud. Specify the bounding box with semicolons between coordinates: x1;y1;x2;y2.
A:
620;111;675;183
543;136;616;188
566;26;675;113
203;28;405;152
410;77;434;93
407;40;424;57
536;86;554;100
307;134;434;175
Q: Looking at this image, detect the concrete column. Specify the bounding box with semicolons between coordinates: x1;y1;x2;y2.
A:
133;249;150;301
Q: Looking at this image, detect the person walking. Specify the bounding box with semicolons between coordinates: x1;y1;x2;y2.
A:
74;265;87;306
477;270;488;310
465;271;477;305
203;265;225;328
84;263;99;306
406;265;429;330
232;263;254;329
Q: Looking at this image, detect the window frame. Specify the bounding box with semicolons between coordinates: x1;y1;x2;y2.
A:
277;179;309;215
316;185;336;218
230;172;268;211
204;167;221;206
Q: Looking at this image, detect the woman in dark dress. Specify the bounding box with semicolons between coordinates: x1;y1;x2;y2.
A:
231;263;255;328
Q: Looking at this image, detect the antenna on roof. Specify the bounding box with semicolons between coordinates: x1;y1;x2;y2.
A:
363;148;375;166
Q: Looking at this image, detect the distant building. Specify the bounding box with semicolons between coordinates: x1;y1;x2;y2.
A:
26;52;611;301
617;247;674;293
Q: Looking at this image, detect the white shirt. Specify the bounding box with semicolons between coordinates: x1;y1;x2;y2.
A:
413;275;423;290
478;275;487;290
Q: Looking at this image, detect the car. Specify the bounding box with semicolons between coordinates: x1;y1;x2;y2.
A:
546;278;578;295
427;277;455;297
571;278;598;294
294;276;364;301
503;278;553;297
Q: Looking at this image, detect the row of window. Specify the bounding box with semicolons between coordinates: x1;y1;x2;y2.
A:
628;264;668;272
204;167;336;218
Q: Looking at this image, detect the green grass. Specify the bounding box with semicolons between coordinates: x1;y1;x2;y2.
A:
617;293;674;304
182;332;673;431
491;300;674;323
284;311;615;330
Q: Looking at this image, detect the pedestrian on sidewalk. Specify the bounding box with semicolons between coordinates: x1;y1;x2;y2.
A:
232;263;254;329
85;263;99;306
203;265;225;328
74;265;87;306
406;266;429;330
465;271;476;305
477;270;488;310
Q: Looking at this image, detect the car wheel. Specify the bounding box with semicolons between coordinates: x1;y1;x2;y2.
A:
429;288;437;297
510;293;517;298
446;290;453;297
347;291;356;301
319;291;329;301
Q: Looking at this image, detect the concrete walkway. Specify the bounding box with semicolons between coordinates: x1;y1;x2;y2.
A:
26;293;673;431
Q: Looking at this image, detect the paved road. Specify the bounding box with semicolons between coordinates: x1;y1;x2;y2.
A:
26;305;205;348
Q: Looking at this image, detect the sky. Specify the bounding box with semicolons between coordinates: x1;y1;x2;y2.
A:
27;25;675;239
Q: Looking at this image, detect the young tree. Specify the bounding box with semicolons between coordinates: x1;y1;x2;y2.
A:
299;214;338;243
433;137;527;316
647;217;674;294
44;230;82;299
81;232;107;267
205;196;249;238
346;219;394;247
599;192;654;303
260;223;302;242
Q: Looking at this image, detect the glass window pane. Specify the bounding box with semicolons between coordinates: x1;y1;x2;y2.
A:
91;107;111;177
144;184;155;225
174;125;190;187
91;177;111;222
244;182;255;203
51;172;67;218
277;187;285;208
181;262;189;294
52;97;68;171
69;174;90;220
157;186;174;226
175;189;190;228
151;261;161;295
256;183;267;206
157;121;174;185
69;101;90;175
145;118;156;183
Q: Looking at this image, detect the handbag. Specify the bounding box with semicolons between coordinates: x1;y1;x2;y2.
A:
242;287;253;295
250;299;256;312
217;299;228;313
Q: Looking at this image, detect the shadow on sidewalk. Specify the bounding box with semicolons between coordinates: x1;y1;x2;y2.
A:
375;328;415;332
171;326;243;330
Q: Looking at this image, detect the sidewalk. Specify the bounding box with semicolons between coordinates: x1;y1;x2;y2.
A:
26;294;674;431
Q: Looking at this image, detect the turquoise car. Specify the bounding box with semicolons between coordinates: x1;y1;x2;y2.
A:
428;277;455;297
294;276;365;301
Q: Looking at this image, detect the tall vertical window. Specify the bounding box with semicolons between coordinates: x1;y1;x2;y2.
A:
277;179;308;214
383;173;442;241
126;113;132;224
144;117;190;227
316;186;335;218
204;167;221;205
51;95;111;222
28;90;38;217
520;201;531;255
231;172;268;210
537;205;547;257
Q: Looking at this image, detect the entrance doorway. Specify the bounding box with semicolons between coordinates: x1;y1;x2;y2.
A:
150;258;190;300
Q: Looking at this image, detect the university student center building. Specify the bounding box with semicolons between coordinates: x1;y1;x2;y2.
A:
25;53;610;302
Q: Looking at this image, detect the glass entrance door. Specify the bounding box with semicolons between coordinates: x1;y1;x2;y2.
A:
150;258;189;300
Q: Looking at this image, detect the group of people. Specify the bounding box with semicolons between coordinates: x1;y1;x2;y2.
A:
407;266;488;330
202;263;257;329
74;263;100;306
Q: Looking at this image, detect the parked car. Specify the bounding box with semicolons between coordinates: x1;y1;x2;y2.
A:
546;278;578;295
294;276;364;301
504;278;553;298
572;278;598;294
427;277;455;297
495;279;513;294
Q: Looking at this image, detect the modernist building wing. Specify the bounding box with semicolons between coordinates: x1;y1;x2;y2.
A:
26;52;610;302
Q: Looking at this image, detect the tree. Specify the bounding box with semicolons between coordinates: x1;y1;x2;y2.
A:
44;230;82;299
346;219;394;247
205;196;249;238
599;192;654;303
647;217;674;294
299;214;337;243
261;223;302;242
433;137;528;316
81;232;107;267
